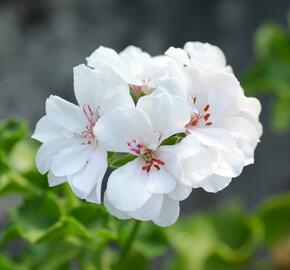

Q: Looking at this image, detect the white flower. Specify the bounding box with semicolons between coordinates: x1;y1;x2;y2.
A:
87;45;169;95
166;41;233;73
159;53;262;193
94;91;192;226
32;64;134;203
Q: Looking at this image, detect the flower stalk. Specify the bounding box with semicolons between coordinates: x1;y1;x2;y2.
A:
119;220;141;263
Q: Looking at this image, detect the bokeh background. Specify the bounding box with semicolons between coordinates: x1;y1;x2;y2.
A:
0;0;289;216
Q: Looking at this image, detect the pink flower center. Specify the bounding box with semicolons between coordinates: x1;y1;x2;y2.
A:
82;104;98;144
127;139;165;172
141;149;165;172
187;102;212;128
129;79;151;96
127;139;143;155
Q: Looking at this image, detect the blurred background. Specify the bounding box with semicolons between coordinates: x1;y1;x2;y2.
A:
0;0;289;213
1;1;290;269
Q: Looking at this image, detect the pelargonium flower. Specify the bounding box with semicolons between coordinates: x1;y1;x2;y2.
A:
32;64;134;203
94;91;192;226
166;41;233;73
159;45;262;192
87;45;169;95
32;42;262;228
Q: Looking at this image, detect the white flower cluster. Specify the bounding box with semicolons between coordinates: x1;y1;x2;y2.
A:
32;42;262;227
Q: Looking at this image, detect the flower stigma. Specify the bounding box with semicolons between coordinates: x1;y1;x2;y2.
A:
127;139;165;172
82;104;99;144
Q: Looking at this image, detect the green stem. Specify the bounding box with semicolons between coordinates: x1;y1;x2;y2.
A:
119;220;141;263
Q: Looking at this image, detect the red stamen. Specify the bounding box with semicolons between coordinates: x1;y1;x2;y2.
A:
205;122;212;126
140;149;165;173
154;164;161;170
204;104;210;112
203;114;210;121
152;158;165;165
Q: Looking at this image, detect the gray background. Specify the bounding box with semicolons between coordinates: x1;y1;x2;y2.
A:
0;0;289;214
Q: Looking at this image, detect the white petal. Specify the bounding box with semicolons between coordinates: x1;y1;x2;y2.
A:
165;46;191;66
146;167;176;194
155;78;187;98
219;116;261;142
87;46;128;79
119;46;152;84
46;95;85;134
237;139;257;165
47;171;66;187
189;128;236;151
74;64;134;115
51;144;93;177
168;135;201;160
196;73;240;117
153;196;180;227
181;148;213;187
35;139;72;174
128;194;163;221
32;116;63;143
238;88;261;118
212;147;245;178
184;42;227;71
106;158;151;211
137;92;191;140
94;108;154;153
98;87;135;115
168;182;191;201
104;193;131;220
198;175;232;193
68;147;107;203
208;75;240;116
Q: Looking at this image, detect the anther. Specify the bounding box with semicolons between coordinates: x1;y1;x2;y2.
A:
154;164;161;170
204;104;210;112
204;114;210;121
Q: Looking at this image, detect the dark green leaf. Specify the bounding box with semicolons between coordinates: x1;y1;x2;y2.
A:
256;192;290;246
11;193;63;243
0;120;27;154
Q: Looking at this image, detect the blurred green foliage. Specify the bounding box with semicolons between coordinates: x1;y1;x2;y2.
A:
242;15;290;133
0;119;289;270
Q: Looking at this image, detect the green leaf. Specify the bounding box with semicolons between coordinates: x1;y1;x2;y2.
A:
166;203;261;270
271;95;290;132
68;204;113;240
0;119;27;154
9;139;38;174
256;192;290;247
0;225;21;246
11;193;63;243
0;152;10;174
113;252;149;270
0;172;34;196
161;133;186;146
242;21;290;133
0;254;15;270
134;222;169;259
19;240;79;270
109;154;137;168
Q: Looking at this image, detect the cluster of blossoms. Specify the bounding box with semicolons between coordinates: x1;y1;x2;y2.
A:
32;42;262;227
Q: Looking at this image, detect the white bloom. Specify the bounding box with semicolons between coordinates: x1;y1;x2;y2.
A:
94;91;192;226
32;64;134;203
87;45;169;95
159;53;262;193
166;41;233;74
